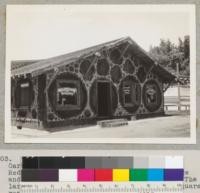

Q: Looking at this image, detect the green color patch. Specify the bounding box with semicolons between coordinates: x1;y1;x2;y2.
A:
129;169;148;181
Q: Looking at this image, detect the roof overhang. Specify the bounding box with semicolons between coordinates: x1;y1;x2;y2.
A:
152;65;176;83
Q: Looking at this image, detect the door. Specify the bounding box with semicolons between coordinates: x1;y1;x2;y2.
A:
97;81;111;117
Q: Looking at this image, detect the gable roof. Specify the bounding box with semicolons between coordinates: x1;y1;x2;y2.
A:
11;60;42;71
11;37;175;83
11;37;126;76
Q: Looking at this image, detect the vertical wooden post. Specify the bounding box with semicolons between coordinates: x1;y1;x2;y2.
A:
176;62;181;112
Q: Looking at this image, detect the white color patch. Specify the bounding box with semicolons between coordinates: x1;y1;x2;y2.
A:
59;169;77;182
165;156;183;168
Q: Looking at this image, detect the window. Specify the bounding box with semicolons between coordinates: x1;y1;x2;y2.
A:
56;80;80;110
19;82;31;107
123;81;139;107
142;80;162;112
123;83;132;105
145;85;157;105
14;79;34;109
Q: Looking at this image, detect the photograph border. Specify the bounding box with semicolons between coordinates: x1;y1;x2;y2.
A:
4;4;196;144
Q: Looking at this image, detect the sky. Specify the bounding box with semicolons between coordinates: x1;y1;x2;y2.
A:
6;5;194;61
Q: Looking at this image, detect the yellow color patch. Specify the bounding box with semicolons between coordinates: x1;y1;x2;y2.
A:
112;169;129;181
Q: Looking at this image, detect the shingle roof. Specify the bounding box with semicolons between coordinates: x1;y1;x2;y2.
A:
11;37;126;76
11;60;42;71
11;37;175;83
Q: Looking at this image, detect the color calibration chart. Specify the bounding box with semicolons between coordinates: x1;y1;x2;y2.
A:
20;156;184;193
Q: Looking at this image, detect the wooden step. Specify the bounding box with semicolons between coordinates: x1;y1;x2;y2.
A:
97;119;128;128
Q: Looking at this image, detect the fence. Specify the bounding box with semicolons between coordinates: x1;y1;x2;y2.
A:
164;86;190;112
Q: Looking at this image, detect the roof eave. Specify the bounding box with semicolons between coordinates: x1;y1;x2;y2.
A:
152;65;176;83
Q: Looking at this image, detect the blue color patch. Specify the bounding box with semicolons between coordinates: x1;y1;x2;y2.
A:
148;169;164;181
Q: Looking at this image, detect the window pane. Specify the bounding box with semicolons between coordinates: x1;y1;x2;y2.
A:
123;83;132;104
57;82;78;106
146;85;157;104
20;83;30;107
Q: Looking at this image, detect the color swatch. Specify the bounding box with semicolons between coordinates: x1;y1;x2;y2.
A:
147;169;164;181
130;169;148;181
21;156;184;182
113;169;130;181
94;169;113;181
59;169;77;182
78;169;95;181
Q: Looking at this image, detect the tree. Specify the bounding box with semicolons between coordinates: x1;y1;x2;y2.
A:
184;36;190;59
149;36;190;76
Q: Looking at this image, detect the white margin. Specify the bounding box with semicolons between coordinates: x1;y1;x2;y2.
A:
4;4;196;144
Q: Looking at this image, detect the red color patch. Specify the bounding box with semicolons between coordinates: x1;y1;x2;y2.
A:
95;169;113;181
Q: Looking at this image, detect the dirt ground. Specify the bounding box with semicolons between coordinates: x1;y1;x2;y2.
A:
11;114;190;139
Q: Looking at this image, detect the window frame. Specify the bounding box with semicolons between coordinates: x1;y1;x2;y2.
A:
18;81;32;109
55;79;81;111
145;84;158;106
123;81;140;107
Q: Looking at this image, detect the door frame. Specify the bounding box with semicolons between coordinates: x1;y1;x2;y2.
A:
96;80;112;118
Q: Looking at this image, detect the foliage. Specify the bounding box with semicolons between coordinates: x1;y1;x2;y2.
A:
149;36;190;76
